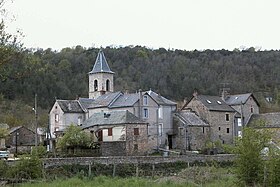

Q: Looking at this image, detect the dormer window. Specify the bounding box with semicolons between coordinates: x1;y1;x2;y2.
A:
206;100;212;104
217;101;222;105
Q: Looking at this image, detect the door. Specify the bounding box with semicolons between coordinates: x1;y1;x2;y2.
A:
168;135;172;149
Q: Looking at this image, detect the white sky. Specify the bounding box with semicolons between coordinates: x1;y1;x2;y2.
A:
4;0;280;51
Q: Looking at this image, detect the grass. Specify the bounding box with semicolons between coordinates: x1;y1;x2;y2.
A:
14;166;237;187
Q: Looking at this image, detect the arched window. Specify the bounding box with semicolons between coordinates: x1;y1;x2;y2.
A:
106;79;110;91
94;80;98;91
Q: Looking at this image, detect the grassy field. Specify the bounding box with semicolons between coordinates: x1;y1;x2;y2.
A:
16;166;237;187
16;176;236;187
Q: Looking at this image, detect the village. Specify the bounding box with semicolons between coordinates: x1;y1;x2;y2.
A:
1;49;279;158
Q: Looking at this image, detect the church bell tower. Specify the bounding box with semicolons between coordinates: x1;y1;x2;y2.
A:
88;49;114;99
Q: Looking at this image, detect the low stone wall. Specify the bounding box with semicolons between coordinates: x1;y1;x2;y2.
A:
43;154;235;168
101;141;126;156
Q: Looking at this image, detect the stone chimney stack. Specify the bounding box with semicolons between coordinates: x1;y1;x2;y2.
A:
193;90;198;98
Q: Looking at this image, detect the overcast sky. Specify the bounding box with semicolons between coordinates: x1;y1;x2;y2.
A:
5;0;280;51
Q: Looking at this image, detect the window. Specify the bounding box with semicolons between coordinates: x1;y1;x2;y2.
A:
225;114;230;121
158;123;163;136
218;127;221;131
78;116;82;126
108;128;112;136
143;108;149;118
55;114;59;122
251;107;254;113
143;95;148;105
237;118;242;127
227;128;230;133
106;79;110;91
54;127;59;132
134;144;138;151
94;80;98;91
134;128;139;135
158;106;163;119
206;99;212;104
202;127;205;134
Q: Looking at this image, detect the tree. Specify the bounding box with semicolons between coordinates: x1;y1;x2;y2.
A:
57;124;92;150
234;126;271;186
0;127;8;139
0;0;23;81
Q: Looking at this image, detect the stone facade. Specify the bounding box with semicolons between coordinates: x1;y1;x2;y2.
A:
42;154;236;168
6;126;35;154
207;111;235;144
49;101;85;138
184;95;236;145
89;72;114;99
174;119;210;151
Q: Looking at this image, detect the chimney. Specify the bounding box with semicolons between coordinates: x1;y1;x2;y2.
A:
221;89;229;101
193;90;198;98
68;103;72;111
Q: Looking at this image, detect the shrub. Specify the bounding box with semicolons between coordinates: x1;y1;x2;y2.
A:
7;155;43;179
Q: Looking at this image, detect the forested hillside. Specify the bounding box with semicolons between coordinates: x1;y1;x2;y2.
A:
1;46;280;112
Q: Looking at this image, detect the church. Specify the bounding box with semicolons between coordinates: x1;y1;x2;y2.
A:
49;49;177;155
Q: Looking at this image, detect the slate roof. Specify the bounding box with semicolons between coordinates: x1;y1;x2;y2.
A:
9;126;35;134
89;49;114;74
86;90;176;109
225;93;259;106
56;100;84;113
87;91;122;109
146;90;177;106
247;113;280;128
82;110;146;129
197;95;235;112
109;93;139;108
78;98;95;111
176;111;209;127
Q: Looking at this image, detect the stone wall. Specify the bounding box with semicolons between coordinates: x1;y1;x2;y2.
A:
42;154;235;168
101;141;126;156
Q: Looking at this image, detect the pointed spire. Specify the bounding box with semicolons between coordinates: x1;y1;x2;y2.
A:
89;49;114;74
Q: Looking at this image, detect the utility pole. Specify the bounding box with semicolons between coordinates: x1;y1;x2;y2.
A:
34;94;38;149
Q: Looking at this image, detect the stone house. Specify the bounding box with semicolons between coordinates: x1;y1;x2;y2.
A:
247;112;280;145
49;49;177;153
182;93;237;145
5;126;35;154
86;90;177;149
224;93;260;138
173;110;210;151
82;110;150;156
49;99;90;138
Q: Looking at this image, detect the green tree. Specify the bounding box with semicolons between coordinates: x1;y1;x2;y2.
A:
57;124;92;150
234;126;271;186
0;127;8;138
0;0;23;81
